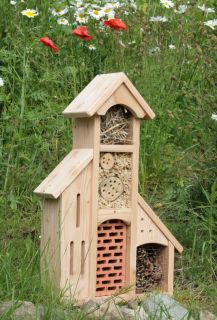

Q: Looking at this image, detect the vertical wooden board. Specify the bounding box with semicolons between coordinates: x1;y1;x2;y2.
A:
89;116;100;298
128;118;140;296
73;117;95;149
158;242;174;295
60;161;92;299
137;204;168;247
41;198;61;290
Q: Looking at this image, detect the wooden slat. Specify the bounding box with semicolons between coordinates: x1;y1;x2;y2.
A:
138;194;183;253
123;75;155;120
63;72;155;120
41;198;61;289
137;203;168;246
63;73;125;118
60;162;92;299
34;149;93;199
100;145;134;153
97;83;146;118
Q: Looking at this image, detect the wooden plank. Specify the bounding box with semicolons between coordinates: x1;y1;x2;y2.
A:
128;118;140;298
41;198;61;290
123;75;155;120
138;194;183;253
63;72;155;120
89;116;101;298
73;118;95;148
137;203;168;246
98;212;131;225
100;145;134;153
159;242;174;295
97;83;146;118
167;242;174;295
34;149;93;199
60;162;92;299
63;73;125;118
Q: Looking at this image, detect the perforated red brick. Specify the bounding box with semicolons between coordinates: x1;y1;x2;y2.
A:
96;219;127;297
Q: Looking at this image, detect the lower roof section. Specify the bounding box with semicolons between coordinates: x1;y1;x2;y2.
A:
34;149;93;199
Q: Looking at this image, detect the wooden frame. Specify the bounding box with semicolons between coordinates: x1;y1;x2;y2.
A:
34;72;183;302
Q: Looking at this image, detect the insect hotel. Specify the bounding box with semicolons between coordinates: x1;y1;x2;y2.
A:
34;72;183;301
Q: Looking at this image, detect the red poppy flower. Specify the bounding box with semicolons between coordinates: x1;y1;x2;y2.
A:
39;37;59;54
104;18;126;31
72;26;93;41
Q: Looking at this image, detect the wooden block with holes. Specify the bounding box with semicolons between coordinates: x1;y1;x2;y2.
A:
34;72;183;302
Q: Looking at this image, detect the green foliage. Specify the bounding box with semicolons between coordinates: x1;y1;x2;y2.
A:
0;0;217;317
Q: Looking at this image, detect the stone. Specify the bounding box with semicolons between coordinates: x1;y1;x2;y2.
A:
199;310;217;320
0;301;43;320
143;293;191;320
120;306;135;319
135;306;149;320
127;299;139;310
82;299;122;319
82;299;100;314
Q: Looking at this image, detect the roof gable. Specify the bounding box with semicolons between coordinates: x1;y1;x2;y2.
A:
138;194;183;253
34;149;93;199
63;72;155;120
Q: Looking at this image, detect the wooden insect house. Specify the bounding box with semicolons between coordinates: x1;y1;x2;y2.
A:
34;72;183;301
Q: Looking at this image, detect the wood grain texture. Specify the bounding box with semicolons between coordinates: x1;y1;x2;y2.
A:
62;73;155;120
73;117;96;148
100;145;134;153
41;198;61;290
34;149;93;199
60;161;92;299
138;195;183;253
137;203;169;247
97;83;146;118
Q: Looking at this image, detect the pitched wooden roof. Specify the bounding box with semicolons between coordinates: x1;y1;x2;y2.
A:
138;194;183;253
63;72;155;119
34;149;93;199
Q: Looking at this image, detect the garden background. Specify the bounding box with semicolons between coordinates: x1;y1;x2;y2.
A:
0;0;216;318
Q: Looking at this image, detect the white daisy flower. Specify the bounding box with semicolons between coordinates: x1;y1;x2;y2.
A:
105;2;121;10
169;44;176;50
174;5;188;14
50;7;68;16
0;77;4;87
130;0;137;10
149;47;161;55
21;9;39;18
101;5;115;17
57;18;69;25
198;5;215;14
211;114;217;121
75;8;88;23
88;44;96;50
119;40;126;47
10;0;17;5
160;0;174;9
204;19;217;30
150;16;168;22
89;9;105;20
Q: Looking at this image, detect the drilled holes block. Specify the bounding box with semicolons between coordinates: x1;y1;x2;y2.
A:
100;153;114;170
100;177;124;201
96;220;127;297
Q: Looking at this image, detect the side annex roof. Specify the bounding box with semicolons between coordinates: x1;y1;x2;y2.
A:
34;149;93;199
138;194;183;253
63;72;155;120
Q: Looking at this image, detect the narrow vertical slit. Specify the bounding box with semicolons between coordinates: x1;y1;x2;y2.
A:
76;193;80;228
81;241;85;275
70;241;74;275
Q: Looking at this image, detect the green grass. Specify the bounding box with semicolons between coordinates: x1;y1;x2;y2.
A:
0;0;217;318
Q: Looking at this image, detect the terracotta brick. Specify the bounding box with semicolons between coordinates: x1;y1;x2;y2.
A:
96;219;127;297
